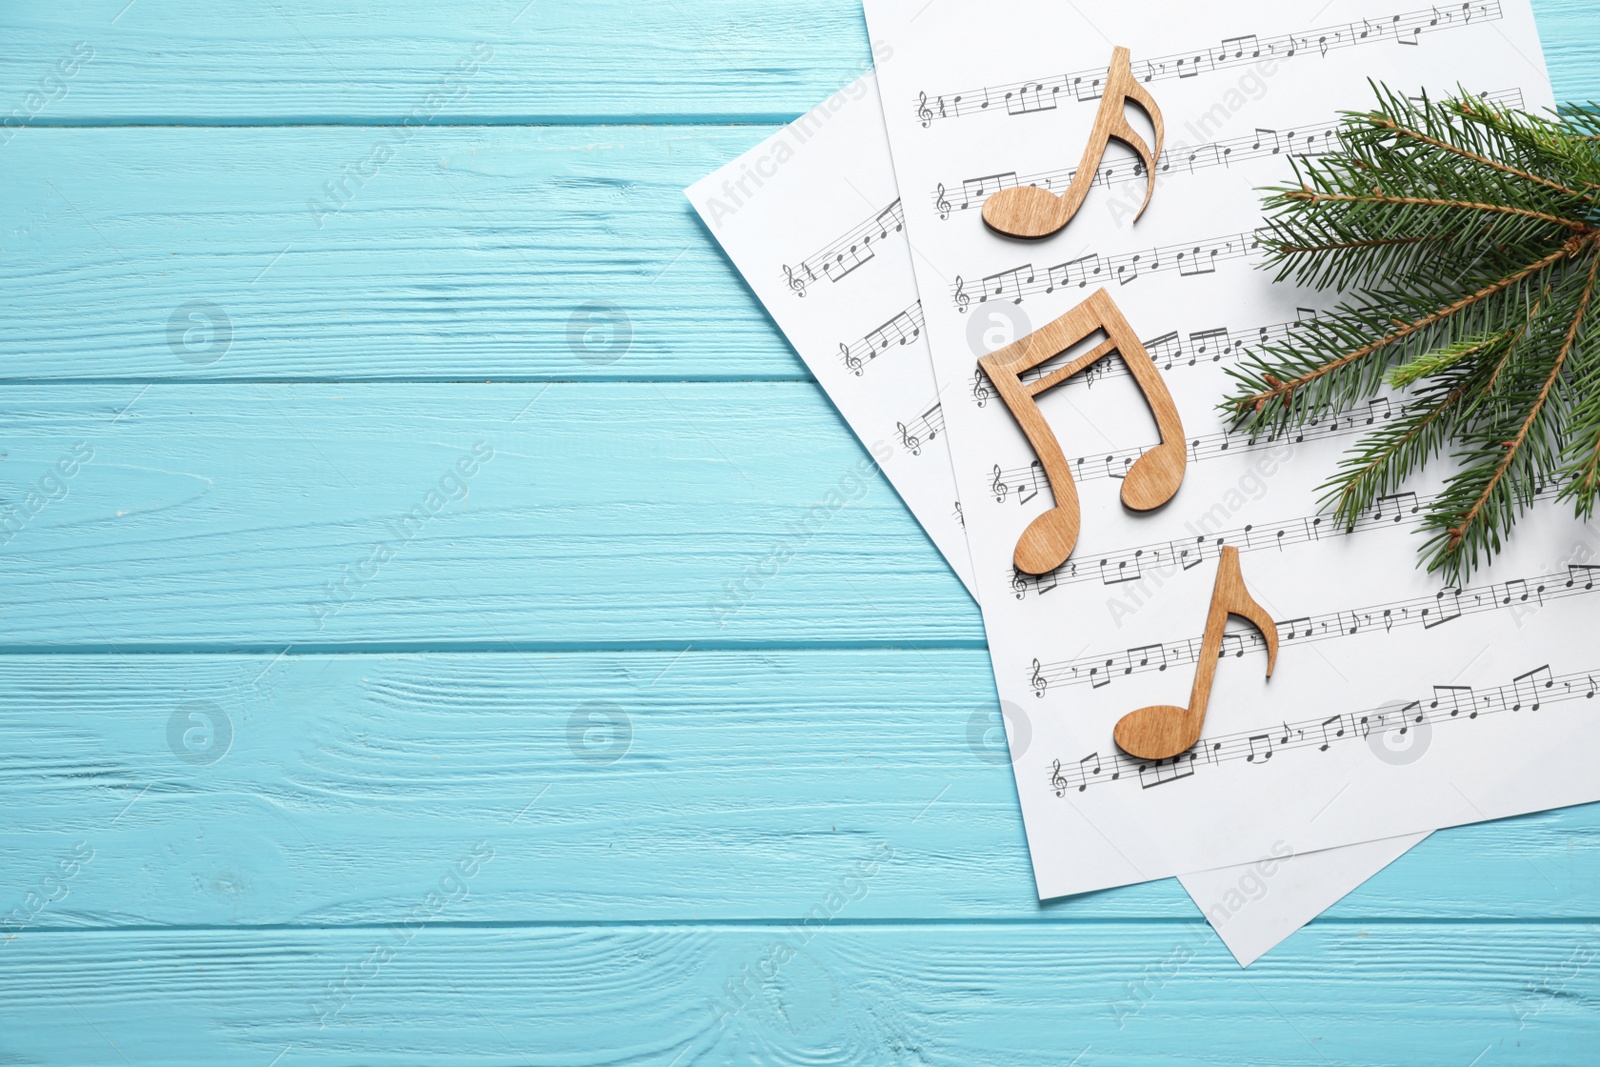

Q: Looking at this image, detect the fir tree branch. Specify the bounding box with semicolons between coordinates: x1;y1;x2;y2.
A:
1329;375;1474;518
1281;189;1593;232
1444;249;1600;553
1272;234;1432;256
1234;240;1583;414
1366;114;1592;201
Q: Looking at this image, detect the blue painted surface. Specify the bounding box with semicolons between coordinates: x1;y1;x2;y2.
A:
1;2;1598;1064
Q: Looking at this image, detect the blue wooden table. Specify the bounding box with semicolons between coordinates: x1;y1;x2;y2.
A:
2;2;1598;1063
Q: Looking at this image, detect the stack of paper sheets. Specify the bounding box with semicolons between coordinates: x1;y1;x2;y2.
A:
688;0;1594;965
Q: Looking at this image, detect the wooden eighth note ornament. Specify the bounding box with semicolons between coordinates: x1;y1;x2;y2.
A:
979;288;1185;574
982;47;1164;239
1113;547;1279;761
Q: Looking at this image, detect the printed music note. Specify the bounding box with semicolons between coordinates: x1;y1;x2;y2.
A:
1077;751;1102;790
1113;547;1279;760
1422;587;1462;628
983;47;1164;238
1430;684;1476;718
875;202;903;238
982;265;1035;305
979;289;1186;573
915;5;1507;126
1566;564;1599;589
1318;714;1346;751
1511;665;1554;711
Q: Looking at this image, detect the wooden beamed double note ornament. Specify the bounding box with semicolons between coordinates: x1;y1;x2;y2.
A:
982;47;1165;239
1114;547;1280;761
978;288;1185;575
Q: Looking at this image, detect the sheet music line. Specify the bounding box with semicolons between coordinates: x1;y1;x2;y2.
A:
953;229;1266;310
840;301;925;375
783;199;906;297
914;1;1504;125
968;311;1324;407
1008;483;1568;596
988;396;1395;504
930;89;1521;217
1029;566;1598;693
1046;659;1591;795
896;402;946;456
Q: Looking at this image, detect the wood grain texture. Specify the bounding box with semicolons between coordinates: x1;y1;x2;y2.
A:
979;289;1185;574
0;126;806;382
0;384;973;648
1;0;1595;123
4;924;1600;1066
4;0;1600;1062
5;649;1600;931
982;46;1164;239
1115;546;1279;760
0;0;879;124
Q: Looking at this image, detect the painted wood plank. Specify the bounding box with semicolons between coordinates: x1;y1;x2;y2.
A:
5;21;1598;385
1;125;802;382
4;923;1597;1065
1;0;1593;124
4;650;1598;929
0;383;974;647
0;0;879;125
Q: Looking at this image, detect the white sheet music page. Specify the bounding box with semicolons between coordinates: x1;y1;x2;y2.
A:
686;73;1427;965
685;76;976;595
865;0;1600;897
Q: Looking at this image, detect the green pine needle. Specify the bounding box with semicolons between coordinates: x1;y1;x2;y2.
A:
1223;84;1600;582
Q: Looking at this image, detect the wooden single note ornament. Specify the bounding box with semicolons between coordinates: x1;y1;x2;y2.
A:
1113;547;1279;761
978;288;1185;574
982;46;1165;239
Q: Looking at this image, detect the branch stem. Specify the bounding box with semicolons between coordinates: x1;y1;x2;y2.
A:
1283;189;1592;233
1238;239;1587;412
1448;250;1600;549
1368;115;1591;200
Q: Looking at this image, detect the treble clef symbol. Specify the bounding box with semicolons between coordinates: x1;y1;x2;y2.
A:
918;91;934;128
895;421;922;456
1051;758;1069;797
783;263;808;298
990;463;1008;503
953;276;969;314
841;342;864;376
970;368;991;407
1031;657;1048;698
935;183;952;220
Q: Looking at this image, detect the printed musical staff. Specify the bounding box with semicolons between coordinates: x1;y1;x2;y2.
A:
929;89;1520;218
896;402;946;456
1027;566;1597;694
1007;483;1568;597
990;396;1397;513
914;1;1504;125
782;199;906;297
1045;658;1598;794
839;301;925;375
968;311;1324;405
951;230;1266;309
